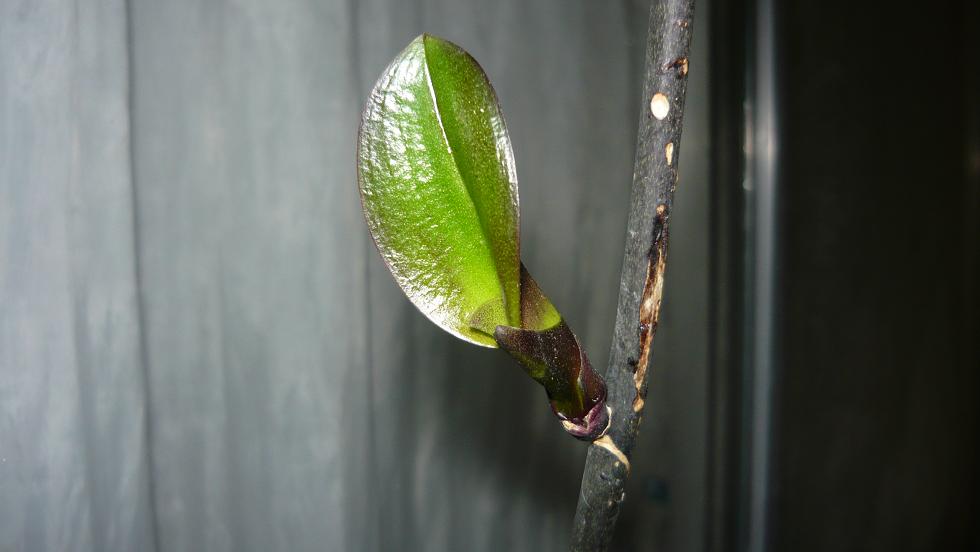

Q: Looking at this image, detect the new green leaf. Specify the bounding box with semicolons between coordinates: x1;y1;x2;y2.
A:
357;34;608;440
358;34;525;346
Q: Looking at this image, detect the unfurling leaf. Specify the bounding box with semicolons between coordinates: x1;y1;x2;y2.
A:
357;34;608;440
358;34;521;346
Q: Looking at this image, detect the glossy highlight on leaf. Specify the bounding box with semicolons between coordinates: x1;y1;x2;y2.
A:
358;34;521;346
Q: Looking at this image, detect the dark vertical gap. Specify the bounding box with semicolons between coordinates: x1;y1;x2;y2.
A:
737;0;780;547
767;2;977;549
959;8;980;542
735;2;758;551
963;0;980;421
703;0;722;548
123;0;161;550
704;0;747;549
965;6;980;547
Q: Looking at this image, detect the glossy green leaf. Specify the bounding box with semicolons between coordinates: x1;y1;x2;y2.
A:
358;35;606;440
358;34;527;346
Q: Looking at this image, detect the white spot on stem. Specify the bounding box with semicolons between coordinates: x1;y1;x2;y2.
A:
650;93;669;120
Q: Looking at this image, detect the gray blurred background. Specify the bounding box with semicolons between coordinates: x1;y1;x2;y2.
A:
1;0;712;550
2;0;978;551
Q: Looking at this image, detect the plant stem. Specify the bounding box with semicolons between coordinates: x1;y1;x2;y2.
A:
569;0;695;548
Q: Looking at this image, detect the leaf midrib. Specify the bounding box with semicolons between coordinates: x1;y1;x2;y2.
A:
421;37;518;329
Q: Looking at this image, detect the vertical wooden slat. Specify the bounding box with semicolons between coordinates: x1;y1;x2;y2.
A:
0;1;156;550
128;1;365;549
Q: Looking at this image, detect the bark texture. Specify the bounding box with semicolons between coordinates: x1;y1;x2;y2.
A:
569;0;696;548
